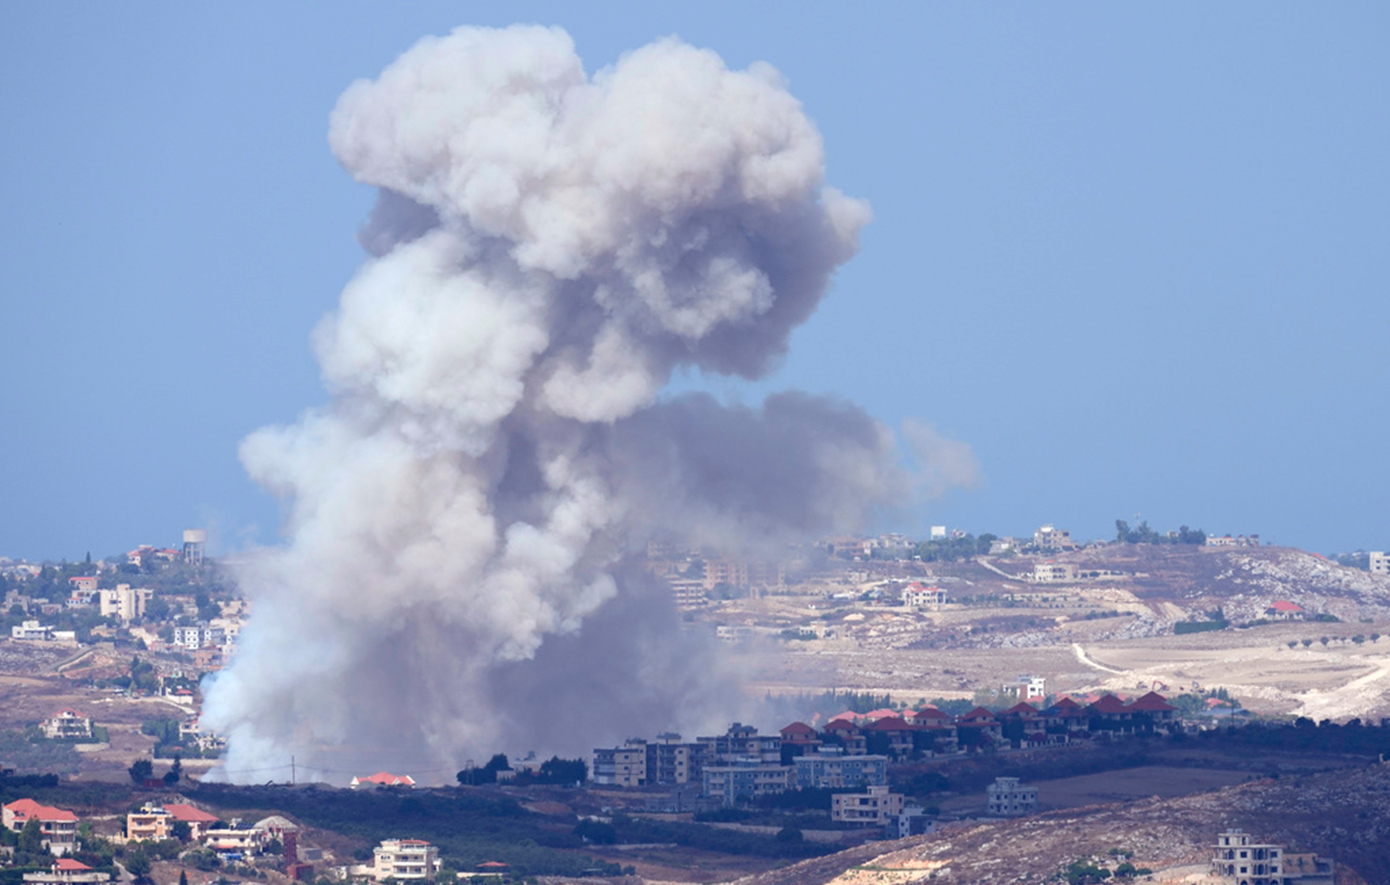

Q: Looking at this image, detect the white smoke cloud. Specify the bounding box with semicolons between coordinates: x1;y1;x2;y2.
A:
201;25;960;783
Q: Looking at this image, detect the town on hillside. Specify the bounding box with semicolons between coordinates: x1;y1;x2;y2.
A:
3;523;1390;883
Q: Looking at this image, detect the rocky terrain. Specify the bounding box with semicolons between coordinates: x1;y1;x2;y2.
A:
736;762;1390;885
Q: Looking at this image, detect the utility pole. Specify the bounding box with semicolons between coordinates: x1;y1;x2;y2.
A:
291;755;296;785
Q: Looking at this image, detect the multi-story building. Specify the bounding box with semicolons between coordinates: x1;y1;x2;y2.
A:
702;760;793;805
3;799;79;855
40;710;92;741
793;748;888;789
1212;829;1283;884
1033;525;1074;550
1370;551;1389;576
903;583;947;609
592;741;650;787
668;577;707;610
831;785;904;825
99;585;152;622
10;620;53;641
126;804;220;842
985;777;1038;816
1031;562;1078;583
697;723;782;765
372;839;440;881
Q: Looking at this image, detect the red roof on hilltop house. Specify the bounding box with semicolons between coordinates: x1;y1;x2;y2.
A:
868;716;912;731
52;708;85;718
1089;695;1130;714
164;804;219;823
824;718;859;732
1268;601;1305;612
353;772;416;786
1127;692;1176;712
1048;697;1084;711
957;707;997;723
864;708;900;721
780;722;817;737
829;710;858;722
910;707;949;721
3;799;79;822
1002;702;1039;717
54;859;92;872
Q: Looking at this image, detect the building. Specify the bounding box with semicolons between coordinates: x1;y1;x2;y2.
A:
1033;525;1075;550
831;785;905;825
1206;535;1260;547
592;741;650;787
985;777;1038;816
126;804;220;842
903;583;947;609
40;710;93;741
1031;562;1078;583
3;799;79;855
697;723;782;765
1212;829;1284;884
1264;601;1306;621
372;839;440;881
793;748;888;789
1369;551;1388;576
99;584;151;622
67;576;98;595
668;577;707;610
350;772;416;789
897;805;937;838
11;620;53;641
702;760;794;805
183;529;207;566
204;822;268;860
21;858;111;885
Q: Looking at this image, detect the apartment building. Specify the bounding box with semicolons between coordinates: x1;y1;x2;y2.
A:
702;760;793;806
99;585;152;622
793;748;888;789
903;583;946;609
372;839;440;881
591;741;650;787
1210;829;1332;885
1370;551;1389;576
985;777;1038;816
1031;562;1078;583
831;785;905;825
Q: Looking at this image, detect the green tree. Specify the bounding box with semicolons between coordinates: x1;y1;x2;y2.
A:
128;758;154;784
170;820;191;842
125;849;152;881
163;754;183;785
18;816;50;861
180;870;189;885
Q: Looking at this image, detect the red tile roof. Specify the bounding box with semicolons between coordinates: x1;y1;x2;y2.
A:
864;708;900;720
1001;702;1039;717
868;716;911;731
55;859;92;872
824;718;859;732
910;707;949;721
780;722;817;737
1267;600;1304;612
3;799;79;822
958;706;996;722
1089;695;1129;714
164;803;219;823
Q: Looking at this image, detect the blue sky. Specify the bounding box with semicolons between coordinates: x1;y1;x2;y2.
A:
2;3;1386;560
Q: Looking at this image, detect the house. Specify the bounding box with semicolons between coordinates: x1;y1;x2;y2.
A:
204;822;267;860
1211;828;1333;884
372;840;440;881
41;710;93;741
11;620;53;641
865;716;915;760
1041;697;1090;735
21;858;111;885
1087;694;1135;733
778;722;821;759
1032;561;1078;583
1264;601;1306;621
591;741;650;787
986;777;1038;816
67;576;98;595
350;772;416;789
1126;692;1178;730
955;707;1003;748
831;784;904;825
3;799;79;855
1371;551;1389;576
98;585;152;622
897;805;937;838
903;583;947;609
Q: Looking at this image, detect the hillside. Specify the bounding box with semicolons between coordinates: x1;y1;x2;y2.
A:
737;762;1390;885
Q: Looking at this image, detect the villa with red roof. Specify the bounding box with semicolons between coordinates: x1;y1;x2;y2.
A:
1265;600;1306;620
19;857;111;884
3;799;79;855
1126;691;1179;730
350;772;416;789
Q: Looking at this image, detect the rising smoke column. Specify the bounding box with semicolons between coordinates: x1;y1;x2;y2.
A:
201;25;941;782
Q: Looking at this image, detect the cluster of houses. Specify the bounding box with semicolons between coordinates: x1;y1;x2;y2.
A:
594;692;1178;805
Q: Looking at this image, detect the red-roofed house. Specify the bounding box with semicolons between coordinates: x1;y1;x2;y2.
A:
865;716;915;759
1126;692;1178;730
821;718;868;756
1265;600;1306;620
954;708;1002;749
1088;694;1135;733
863;708;900;721
3;799;79;855
166;804;220;839
779;722;822;758
21;857;111;885
350;772;416;789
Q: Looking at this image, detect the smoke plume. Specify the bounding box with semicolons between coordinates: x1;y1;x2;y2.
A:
202;25;946;782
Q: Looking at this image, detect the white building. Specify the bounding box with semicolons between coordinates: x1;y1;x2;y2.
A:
903;583;947;609
99;584;152;622
11;620;53;641
1033;525;1074;550
1031;562;1078;583
1371;551;1389;576
985;777;1038;816
372;840;440;881
831;785;904;825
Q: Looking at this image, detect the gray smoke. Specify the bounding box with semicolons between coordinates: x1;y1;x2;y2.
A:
200;25;966;783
